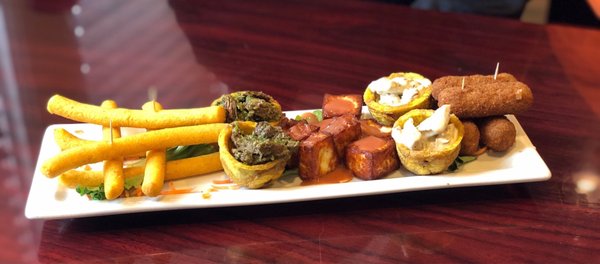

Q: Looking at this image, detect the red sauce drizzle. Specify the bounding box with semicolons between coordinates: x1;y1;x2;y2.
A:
301;166;354;186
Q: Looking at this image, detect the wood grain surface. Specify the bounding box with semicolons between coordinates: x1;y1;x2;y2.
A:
1;0;599;263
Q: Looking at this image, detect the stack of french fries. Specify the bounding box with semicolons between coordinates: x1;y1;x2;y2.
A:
41;95;229;199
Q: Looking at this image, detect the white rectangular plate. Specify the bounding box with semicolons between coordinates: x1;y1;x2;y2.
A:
25;109;551;220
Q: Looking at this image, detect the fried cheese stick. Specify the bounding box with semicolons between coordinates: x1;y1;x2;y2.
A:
53;128;146;159
101;100;125;200
53;128;86;150
41;123;228;178
141;101;166;197
58;153;223;188
47;95;226;129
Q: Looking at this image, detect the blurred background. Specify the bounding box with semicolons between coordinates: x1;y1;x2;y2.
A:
384;0;599;27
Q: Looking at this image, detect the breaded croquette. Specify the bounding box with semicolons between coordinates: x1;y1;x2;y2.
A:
478;116;516;152
435;81;533;118
432;73;517;99
460;120;481;156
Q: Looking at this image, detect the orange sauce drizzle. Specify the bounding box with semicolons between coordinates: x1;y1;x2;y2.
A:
160;182;194;195
213;178;233;185
301;166;354;186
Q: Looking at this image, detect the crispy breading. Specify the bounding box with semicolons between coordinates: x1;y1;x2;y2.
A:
47;94;226;129
478;116;516;152
459;120;481;156
58;153;222;188
141;101;166;197
100;100;125;200
432;73;517;99
41;123;227;178
435;81;533;118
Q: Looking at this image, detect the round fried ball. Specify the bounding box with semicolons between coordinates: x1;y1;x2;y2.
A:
479;116;516;152
460;120;481;155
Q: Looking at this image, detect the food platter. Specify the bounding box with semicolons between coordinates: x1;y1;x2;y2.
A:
24;108;551;220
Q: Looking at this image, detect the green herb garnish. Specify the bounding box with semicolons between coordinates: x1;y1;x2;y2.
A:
312;109;323;121
76;185;106;200
124;175;143;190
294;109;324;122
166;144;218;161
448;156;477;172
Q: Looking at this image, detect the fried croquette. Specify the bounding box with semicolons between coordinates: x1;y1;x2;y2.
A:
435;81;533;118
460;120;482;156
479;116;516;152
432;73;517;99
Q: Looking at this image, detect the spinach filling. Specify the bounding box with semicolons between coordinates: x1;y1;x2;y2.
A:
217;91;282;122
231;122;298;165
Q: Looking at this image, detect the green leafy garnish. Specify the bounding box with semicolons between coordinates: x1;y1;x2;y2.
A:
312;109;323;121
124;175;143;190
294;109;324;122
448;156;477;172
76;185;106;200
165;144;218;161
74;144;217;201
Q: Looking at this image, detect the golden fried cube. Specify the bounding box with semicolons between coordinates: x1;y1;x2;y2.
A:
322;94;363;118
298;132;338;180
345;136;399;180
320;114;361;158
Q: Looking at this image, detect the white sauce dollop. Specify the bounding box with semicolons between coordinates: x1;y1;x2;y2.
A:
367;74;431;106
392;105;453;150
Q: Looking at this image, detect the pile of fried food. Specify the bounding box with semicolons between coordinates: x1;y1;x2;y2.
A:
42;72;532;200
42;95;228;199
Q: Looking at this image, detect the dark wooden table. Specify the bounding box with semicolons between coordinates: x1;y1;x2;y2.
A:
2;0;599;263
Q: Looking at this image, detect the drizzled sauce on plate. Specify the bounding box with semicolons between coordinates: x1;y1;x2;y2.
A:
301;166;354;186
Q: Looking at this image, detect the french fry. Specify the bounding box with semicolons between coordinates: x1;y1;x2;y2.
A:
58;153;222;188
101;100;125;200
47;95;226;129
54;128;87;150
141;101;166;197
41;123;228;178
59;167;144;188
54;128;146;159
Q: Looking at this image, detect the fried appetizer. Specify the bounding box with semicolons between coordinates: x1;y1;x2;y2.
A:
141;101;167;197
392;105;464;175
346;136;399;180
298;132;339;180
460;120;482;156
431;73;517;99
100;100;125;200
364;72;433;126
287;121;319;141
322;93;363;118
59;153;223;188
359;119;392;138
47;95;226;129
479;116;516;152
42;123;228;178
286;121;319;168
212;91;282;123
433;74;533;118
219;121;298;188
320;114;361;158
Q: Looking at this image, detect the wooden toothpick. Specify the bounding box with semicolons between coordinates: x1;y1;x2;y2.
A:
494;62;499;80
461;77;465;91
148;87;158;112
